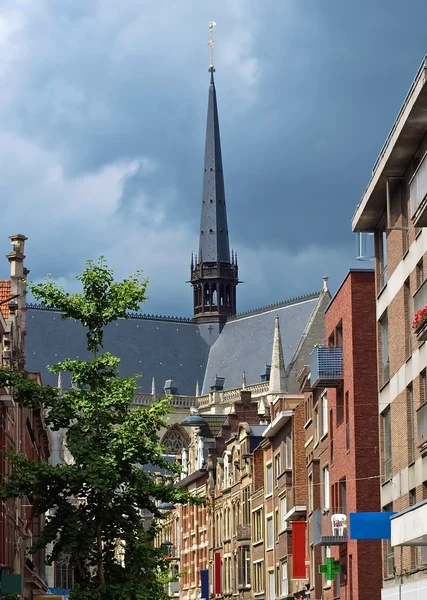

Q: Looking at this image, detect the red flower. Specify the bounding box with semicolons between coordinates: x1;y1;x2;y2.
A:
412;304;427;330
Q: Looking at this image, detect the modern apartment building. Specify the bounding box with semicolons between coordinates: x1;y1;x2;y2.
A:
352;55;427;600
301;269;381;600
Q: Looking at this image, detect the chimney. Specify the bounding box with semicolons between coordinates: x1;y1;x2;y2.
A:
7;234;28;370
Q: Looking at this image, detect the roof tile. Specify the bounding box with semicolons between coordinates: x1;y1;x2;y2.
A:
0;280;11;320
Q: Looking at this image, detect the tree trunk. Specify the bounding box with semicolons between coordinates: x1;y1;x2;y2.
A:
96;522;105;586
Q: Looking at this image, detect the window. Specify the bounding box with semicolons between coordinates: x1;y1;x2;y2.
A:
268;571;275;600
314;403;319;442
380;312;390;384
242;486;250;525
321;392;328;436
322;466;330;510
379;228;388;288
308;474;313;514
382;407;392;480
336;384;344;425
266;463;273;495
55;553;74;590
224;556;232;593
405;279;412;357
417;259;424;287
275;453;281;479
240;547;251;587
345;392;350;452
162;426;188;455
336;321;343;346
407;385;415;464
266;516;273;549
418;259;425;289
339;478;347;514
284;435;292;469
253;509;263;542
383;504;394;578
254;562;264;593
224;452;230;488
280;495;287;531
280;560;288;597
421;370;427;406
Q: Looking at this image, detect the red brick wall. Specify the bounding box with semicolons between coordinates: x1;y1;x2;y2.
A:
325;270;381;600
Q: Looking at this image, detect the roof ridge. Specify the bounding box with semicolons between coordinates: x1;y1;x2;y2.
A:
228;291;321;321
27;303;196;324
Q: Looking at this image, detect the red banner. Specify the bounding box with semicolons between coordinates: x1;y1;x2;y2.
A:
292;521;306;580
214;552;221;594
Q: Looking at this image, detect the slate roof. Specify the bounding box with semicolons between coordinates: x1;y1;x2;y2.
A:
25;291;322;397
202;293;321;394
0;280;11;320
26;308;210;394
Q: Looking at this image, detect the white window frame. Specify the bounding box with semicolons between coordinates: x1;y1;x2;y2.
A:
280;495;287;531
266;515;274;549
280;560;288;597
266;463;273;496
321;391;328;437
323;465;330;510
268;570;275;600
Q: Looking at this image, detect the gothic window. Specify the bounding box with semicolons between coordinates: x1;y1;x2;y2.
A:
54;552;74;590
162;427;188;455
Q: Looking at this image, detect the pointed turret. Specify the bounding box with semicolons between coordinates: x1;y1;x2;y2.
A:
269;316;287;395
190;24;239;325
198;66;230;264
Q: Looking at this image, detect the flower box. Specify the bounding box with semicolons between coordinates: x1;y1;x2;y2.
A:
415;320;427;342
412;303;427;341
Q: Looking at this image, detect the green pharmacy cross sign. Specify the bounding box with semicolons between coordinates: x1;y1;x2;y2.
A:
319;557;342;580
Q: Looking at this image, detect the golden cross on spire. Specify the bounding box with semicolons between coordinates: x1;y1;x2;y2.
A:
208;21;216;69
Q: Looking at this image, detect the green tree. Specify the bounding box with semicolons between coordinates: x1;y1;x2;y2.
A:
0;258;198;600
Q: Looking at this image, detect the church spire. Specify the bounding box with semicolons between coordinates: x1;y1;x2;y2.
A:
190;22;239;325
269;316;288;396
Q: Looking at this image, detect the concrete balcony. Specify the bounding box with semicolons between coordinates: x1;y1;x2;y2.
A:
411;151;427;227
312;508;347;546
391;500;427;547
310;347;343;388
284;487;306;522
413;279;427;341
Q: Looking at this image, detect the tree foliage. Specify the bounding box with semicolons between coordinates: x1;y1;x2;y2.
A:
0;258;199;600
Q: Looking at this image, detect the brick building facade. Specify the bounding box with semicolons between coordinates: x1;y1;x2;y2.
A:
301;270;381;600
0;235;50;599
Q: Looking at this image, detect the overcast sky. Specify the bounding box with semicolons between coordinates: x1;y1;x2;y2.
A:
1;0;427;316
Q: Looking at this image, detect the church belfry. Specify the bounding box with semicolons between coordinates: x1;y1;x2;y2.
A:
191;22;239;324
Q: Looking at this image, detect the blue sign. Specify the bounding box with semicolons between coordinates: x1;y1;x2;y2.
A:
200;569;209;600
349;512;396;540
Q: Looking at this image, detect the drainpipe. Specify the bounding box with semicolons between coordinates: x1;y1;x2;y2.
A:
386;177;408;231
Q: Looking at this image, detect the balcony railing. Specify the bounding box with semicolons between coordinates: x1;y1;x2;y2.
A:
413;279;427;341
411;151;427;227
310;347;343;388
312;508;347;546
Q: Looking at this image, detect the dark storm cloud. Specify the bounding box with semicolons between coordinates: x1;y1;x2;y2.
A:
1;0;427;316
